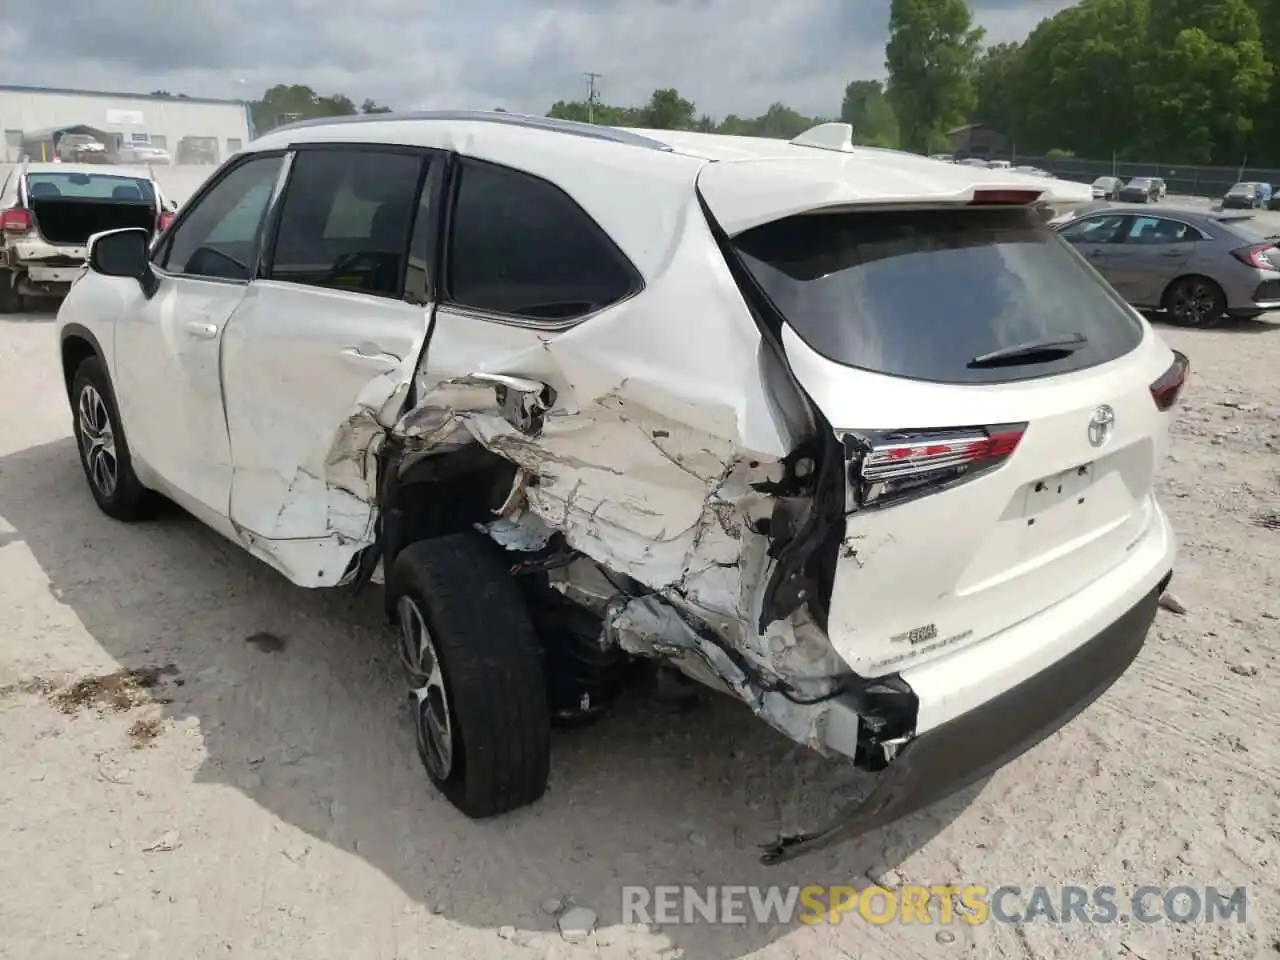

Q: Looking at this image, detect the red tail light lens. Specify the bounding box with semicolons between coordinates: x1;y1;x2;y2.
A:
2;208;31;233
1230;244;1278;270
843;422;1028;509
1150;350;1189;411
970;189;1042;205
157;211;175;232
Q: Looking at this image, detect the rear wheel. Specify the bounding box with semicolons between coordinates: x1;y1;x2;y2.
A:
1163;276;1227;329
387;534;551;817
70;356;156;520
0;270;25;314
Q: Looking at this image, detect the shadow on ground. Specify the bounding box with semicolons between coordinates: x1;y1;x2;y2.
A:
0;438;983;958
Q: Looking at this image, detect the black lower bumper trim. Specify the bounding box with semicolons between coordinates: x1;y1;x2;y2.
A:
760;579;1165;865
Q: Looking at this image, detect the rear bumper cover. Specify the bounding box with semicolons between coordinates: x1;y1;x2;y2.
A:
761;576;1164;864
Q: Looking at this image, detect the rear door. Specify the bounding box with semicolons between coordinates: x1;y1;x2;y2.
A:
1105;214;1198;307
721;200;1175;677
218;144;437;587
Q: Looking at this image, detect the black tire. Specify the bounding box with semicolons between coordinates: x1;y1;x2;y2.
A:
70;356;156;520
387;533;551;818
1162;276;1227;329
0;270;24;314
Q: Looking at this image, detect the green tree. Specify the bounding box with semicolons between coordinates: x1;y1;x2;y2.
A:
1139;0;1272;163
249;85;368;133
640;88;697;129
884;0;985;151
971;42;1021;135
840;80;900;146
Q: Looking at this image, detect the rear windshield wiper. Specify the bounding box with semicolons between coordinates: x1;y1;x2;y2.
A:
967;333;1088;368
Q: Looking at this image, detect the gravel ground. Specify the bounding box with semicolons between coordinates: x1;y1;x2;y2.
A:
0;303;1277;960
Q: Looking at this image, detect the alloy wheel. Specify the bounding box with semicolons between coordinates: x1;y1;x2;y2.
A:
77;384;118;498
1170;281;1219;326
397;595;455;780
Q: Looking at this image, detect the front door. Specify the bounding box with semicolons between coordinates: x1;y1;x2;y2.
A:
113;151;285;524
1056;212;1131;284
219;144;437;587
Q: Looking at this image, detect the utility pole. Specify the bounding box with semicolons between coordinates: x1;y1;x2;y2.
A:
583;72;602;123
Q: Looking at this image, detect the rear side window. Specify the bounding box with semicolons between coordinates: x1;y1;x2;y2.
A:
733;206;1145;385
445;159;640;322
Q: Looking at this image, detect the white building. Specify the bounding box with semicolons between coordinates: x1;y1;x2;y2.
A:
0;84;252;163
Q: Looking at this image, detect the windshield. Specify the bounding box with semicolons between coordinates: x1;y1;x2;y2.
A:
1127;179;1150;187
1227;183;1253;195
1092;177;1113;186
732;206;1144;385
25;173;155;202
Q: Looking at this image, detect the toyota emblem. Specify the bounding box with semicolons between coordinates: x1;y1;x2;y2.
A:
1088;405;1115;447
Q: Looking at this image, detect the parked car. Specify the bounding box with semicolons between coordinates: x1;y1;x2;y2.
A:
1268;185;1280;211
116;144;174;165
1014;165;1051;178
1053;207;1280;326
1118;177;1159;203
957;157;988;167
56;134;109;163
1091;176;1124;200
55;112;1183;864
0;162;174;312
1222;182;1268;210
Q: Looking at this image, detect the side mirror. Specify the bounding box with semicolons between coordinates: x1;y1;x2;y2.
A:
88;228;158;296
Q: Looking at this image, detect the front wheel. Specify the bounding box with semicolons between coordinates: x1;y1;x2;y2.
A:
70;357;155;520
387;534;551;818
1163;276;1227;329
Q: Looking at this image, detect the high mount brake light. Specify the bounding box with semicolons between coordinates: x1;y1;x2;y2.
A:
970;189;1042;205
1150;350;1189;412
1230;244;1278;270
1;208;31;233
843;422;1028;510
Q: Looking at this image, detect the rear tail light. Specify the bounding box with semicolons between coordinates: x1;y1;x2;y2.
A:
970;189;1042;205
842;422;1027;509
1150;350;1189;411
157;211;175;232
2;208;31;234
1230;244;1278;270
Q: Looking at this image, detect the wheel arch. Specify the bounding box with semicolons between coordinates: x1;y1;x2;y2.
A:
60;323;108;402
1160;272;1226;307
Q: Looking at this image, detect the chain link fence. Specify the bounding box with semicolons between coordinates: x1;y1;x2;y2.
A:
983;154;1279;200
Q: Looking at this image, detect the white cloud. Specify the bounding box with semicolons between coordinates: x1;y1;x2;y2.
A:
3;0;1078;119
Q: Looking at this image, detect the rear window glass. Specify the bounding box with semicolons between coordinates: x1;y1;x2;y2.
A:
25;173;154;202
732;206;1145;384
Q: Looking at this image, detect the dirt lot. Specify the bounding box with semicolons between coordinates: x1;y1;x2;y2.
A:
0;300;1277;960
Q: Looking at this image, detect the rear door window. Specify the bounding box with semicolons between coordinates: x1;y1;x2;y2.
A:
732;206;1145;385
267;148;426;299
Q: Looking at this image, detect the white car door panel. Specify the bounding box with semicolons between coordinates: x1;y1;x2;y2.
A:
111;151;285;522
218;145;435;587
221;280;428;544
113;275;244;516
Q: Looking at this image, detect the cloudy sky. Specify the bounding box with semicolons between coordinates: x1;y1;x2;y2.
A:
0;0;1078;119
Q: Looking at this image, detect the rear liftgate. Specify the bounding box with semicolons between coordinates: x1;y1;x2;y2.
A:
702;193;1164;865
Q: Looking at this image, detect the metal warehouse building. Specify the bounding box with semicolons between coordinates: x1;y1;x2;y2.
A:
0;84;252;164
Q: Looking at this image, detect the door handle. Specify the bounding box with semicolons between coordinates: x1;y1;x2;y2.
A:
341;346;399;369
185;321;218;339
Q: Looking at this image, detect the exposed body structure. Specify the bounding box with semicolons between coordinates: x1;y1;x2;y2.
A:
54;113;1184;862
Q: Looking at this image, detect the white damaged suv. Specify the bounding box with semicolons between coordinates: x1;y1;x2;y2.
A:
55;113;1186;863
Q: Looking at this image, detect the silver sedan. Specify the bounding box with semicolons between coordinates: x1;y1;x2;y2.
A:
1051;206;1280;327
